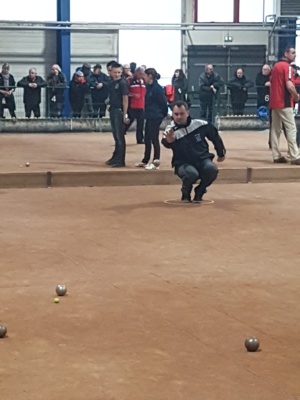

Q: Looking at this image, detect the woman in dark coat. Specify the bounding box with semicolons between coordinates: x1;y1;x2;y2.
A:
69;71;90;118
135;68;168;170
227;68;253;115
0;63;16;118
171;69;188;102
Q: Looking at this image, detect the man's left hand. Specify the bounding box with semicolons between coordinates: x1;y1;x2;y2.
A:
217;156;225;162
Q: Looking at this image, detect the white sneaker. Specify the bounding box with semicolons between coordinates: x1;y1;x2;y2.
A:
135;162;147;168
145;163;159;170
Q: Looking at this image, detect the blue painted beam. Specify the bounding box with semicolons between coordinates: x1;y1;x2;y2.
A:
57;0;71;117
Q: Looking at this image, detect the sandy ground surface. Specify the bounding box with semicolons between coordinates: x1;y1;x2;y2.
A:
0;130;294;173
0;183;300;399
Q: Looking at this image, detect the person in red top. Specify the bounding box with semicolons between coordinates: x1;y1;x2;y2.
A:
270;46;300;164
124;67;146;144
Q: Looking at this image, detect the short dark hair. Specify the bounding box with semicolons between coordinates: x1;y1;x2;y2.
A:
171;101;189;110
106;60;118;69
111;62;122;69
283;46;295;56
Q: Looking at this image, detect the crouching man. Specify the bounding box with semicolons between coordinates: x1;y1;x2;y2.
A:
162;101;226;202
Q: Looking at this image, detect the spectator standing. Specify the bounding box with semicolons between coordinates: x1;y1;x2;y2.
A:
69;71;90;118
172;69;188;102
125;67;146;144
91;64;109;118
122;64;132;80
17;68;47;118
0;63;16;119
81;63;96;117
227;68;253;115
47;64;67;118
199;64;223;123
256;64;271;109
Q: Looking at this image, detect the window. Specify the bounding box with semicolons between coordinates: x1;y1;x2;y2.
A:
197;0;234;23
240;0;274;23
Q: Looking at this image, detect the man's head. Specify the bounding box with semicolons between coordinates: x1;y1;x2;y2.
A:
236;68;244;78
2;63;10;74
51;64;61;75
111;62;122;80
133;67;145;81
205;64;214;76
106;60;118;77
29;68;37;80
283;46;296;63
262;64;271;76
123;64;131;76
172;101;189;125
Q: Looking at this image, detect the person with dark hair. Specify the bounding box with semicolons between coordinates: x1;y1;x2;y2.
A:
130;62;137;75
91;64;109;118
135;68;168;170
106;60;118;79
124;67;146;144
81;63;96;117
17;68;47;118
227;68;253;115
47;64;67;118
162;101;226;202
199;64;223;123
0;63;16;119
106;62;129;167
269;46;300;164
172;69;188;102
69;71;90;118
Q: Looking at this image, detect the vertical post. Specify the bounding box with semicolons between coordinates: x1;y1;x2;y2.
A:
193;0;198;23
57;0;71;117
233;0;240;23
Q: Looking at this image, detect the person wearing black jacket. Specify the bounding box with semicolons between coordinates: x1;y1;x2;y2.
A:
172;69;188;102
135;68;168;170
0;63;16;118
227;68;253;115
162;101;226;203
91;64;109;118
17;68;47;118
256;64;271;108
199;64;223;123
47;64;67;118
69;71;90;118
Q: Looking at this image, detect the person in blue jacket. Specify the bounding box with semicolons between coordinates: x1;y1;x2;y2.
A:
135;68;168;170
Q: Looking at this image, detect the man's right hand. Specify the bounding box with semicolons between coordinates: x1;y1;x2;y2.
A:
163;128;175;143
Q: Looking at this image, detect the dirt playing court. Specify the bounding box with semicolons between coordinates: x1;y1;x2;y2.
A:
1;183;300;400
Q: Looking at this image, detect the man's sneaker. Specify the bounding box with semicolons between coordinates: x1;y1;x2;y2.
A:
273;157;287;163
109;163;125;168
105;159;116;166
145;163;159;170
291;158;300;165
135;162;147;168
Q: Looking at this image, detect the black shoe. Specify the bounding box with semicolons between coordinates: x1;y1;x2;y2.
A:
137;140;144;144
273;157;287;164
105;159;116;166
193;188;207;203
110;163;126;168
290;158;300;165
181;194;191;203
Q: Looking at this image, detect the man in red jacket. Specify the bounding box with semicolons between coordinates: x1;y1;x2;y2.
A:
270;46;300;164
124;67;146;144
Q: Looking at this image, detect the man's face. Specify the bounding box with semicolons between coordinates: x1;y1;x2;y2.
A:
236;69;243;78
111;67;122;80
285;48;296;63
29;70;37;80
51;66;59;75
2;66;9;74
123;65;130;75
262;65;271;76
172;105;189;125
205;65;213;76
94;67;101;75
135;70;144;81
